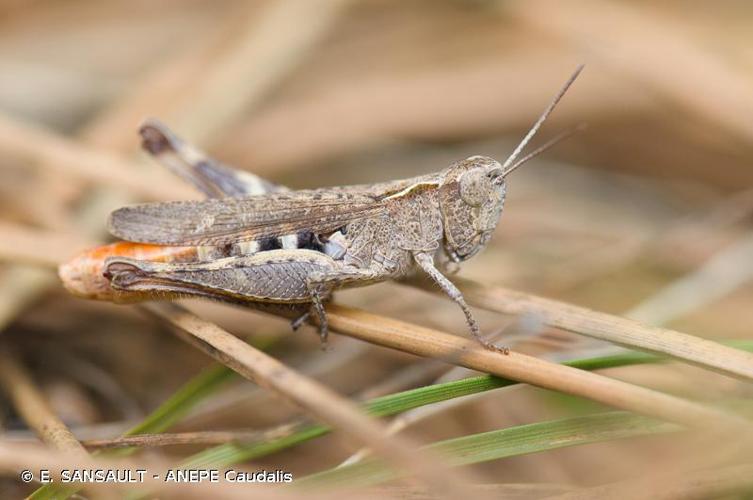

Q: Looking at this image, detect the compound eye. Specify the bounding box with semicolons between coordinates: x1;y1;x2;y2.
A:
459;168;487;206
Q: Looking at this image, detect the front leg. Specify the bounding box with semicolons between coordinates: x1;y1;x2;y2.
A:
413;252;509;354
435;248;461;275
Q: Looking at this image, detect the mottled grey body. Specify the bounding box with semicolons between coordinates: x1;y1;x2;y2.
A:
106;122;504;349
105;66;582;351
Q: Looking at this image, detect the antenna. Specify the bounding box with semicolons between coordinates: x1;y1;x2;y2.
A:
502;123;586;178
501;64;584;174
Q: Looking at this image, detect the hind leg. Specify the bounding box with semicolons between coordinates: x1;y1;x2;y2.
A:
139;119;283;198
305;267;385;348
105;251;339;334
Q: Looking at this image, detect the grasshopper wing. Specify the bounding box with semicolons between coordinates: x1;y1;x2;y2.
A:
108;190;386;245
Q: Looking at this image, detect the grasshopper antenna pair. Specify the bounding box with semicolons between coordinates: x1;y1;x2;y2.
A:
498;64;585;180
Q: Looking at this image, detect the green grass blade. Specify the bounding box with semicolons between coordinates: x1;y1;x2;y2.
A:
182;340;753;467
297;411;678;488
123;364;235;438
31;339;753;499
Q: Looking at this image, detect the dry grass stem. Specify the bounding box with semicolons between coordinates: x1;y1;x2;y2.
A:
0;267;55;330
145;302;486;500
324;304;748;430
0;350;87;455
84;0;354;151
411;276;753;382
627;232;753;325
0;221;95;269
169;0;355;144
0;112;192;201
81;430;268;449
77;11;247;152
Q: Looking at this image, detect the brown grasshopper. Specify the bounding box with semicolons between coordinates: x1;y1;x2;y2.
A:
60;66;583;353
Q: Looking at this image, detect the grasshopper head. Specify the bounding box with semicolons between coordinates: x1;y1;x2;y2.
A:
438;66;584;262
439;156;507;262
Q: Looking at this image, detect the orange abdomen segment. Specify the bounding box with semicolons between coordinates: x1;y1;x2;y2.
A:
59;242;198;302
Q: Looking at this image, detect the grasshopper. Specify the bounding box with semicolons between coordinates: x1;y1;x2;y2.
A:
60;66;583;353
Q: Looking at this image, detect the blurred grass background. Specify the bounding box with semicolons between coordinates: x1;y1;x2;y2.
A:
2;0;753;498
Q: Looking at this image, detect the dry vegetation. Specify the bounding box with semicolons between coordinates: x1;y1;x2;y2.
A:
1;1;753;498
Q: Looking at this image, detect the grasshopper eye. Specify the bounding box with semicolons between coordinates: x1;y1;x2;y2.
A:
459;168;487;206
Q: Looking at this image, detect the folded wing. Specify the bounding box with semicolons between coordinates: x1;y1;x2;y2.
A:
108;190;385;245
